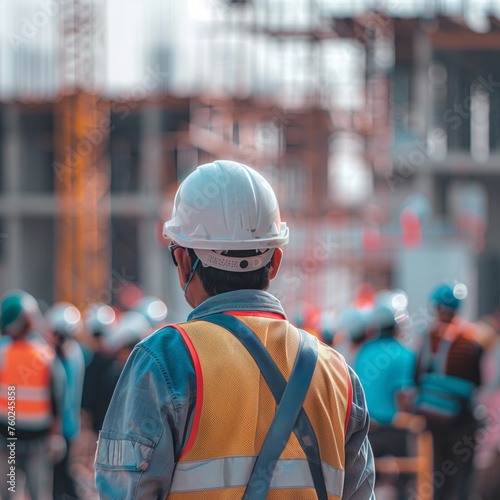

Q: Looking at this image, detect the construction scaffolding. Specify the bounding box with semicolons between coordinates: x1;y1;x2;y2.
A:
0;0;499;318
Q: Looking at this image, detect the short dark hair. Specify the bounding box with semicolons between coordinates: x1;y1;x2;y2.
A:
187;248;273;296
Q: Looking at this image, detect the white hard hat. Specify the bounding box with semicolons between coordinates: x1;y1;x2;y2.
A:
132;296;168;329
163;161;288;271
45;302;82;338
84;303;116;338
107;311;152;350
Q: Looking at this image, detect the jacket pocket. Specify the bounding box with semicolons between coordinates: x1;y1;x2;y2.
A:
94;431;155;471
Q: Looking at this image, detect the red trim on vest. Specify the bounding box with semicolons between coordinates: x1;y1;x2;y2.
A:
223;311;285;320
171;324;203;460
343;357;353;437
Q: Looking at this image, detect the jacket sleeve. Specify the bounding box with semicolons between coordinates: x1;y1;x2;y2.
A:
94;345;176;499
342;366;376;500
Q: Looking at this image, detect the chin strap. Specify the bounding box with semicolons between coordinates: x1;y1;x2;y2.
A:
183;258;200;295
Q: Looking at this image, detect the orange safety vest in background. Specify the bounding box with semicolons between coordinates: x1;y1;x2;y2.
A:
0;338;54;431
168;314;351;500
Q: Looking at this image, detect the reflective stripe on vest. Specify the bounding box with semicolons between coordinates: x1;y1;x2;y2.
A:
170;456;345;497
0;384;50;401
5;410;52;430
168;315;350;499
0;339;53;431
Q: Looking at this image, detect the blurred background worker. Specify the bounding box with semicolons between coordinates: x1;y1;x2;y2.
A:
45;301;86;500
335;307;372;366
415;282;482;500
81;303;117;437
0;290;66;500
100;310;153;410
356;303;416;427
355;301;417;499
468;306;500;500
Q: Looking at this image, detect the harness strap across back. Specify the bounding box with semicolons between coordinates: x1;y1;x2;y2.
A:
203;313;326;499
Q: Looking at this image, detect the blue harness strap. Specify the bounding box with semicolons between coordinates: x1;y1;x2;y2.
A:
203;313;326;500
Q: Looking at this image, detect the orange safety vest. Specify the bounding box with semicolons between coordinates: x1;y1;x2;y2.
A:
0;338;55;431
167;313;351;500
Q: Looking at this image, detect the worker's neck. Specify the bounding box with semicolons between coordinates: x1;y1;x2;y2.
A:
184;275;211;309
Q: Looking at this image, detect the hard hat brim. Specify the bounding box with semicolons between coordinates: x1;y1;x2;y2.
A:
163;222;289;250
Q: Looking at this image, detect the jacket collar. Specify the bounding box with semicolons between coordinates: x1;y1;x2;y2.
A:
187;289;287;321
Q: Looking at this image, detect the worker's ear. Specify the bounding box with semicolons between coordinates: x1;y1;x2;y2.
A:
174;247;192;289
269;248;283;281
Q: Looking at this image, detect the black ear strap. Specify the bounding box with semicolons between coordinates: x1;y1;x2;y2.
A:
203;313;327;499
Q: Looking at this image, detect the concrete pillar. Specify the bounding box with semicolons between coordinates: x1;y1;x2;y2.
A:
137;107;168;299
1;107;22;292
2;106;21;193
411;28;433;139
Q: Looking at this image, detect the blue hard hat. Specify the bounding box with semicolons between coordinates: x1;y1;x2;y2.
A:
430;283;461;310
0;289;40;338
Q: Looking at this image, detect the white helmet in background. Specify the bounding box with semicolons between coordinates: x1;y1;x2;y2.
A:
107;311;152;351
132;296;168;329
163;160;289;272
84;303;117;338
45;302;82;339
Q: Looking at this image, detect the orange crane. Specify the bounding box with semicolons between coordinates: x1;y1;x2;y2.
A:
54;0;110;309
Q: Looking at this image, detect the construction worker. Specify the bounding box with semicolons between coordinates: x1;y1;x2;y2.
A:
355;304;417;499
470;306;500;499
0;290;66;500
100;310;154;411
45;302;86;500
95;160;375;499
335;307;373;367
77;303;119;499
356;305;416;427
415;282;482;500
81;302;117;435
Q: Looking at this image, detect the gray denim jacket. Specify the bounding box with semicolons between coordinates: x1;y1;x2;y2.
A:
95;290;375;499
